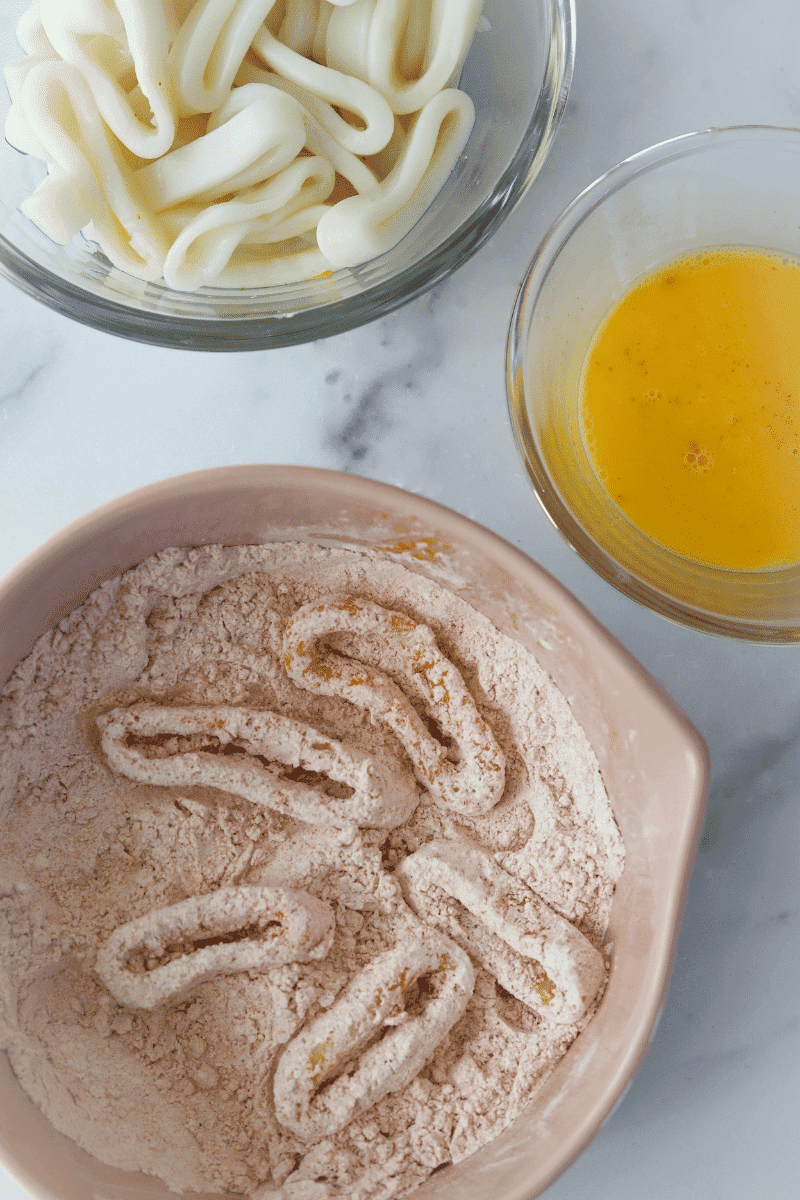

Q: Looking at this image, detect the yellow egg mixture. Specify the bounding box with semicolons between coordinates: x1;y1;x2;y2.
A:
580;247;800;570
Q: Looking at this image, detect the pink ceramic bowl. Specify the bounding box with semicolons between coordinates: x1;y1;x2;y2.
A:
0;466;708;1200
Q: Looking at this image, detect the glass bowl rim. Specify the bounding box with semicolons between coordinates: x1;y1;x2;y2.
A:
506;124;800;644
0;0;576;351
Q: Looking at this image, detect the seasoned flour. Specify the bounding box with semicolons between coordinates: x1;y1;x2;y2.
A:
0;543;624;1199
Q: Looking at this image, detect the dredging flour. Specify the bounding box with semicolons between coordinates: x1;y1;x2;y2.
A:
0;543;624;1199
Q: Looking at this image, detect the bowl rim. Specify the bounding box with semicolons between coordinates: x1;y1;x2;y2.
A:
0;464;709;1200
506;123;800;644
0;462;704;701
0;0;576;351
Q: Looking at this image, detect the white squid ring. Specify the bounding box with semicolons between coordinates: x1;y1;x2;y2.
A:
366;0;484;114
168;0;279;115
323;0;373;80
15;59;169;279
315;86;474;267
278;0;321;56
39;0;177;158
251;24;394;157
233;64;380;194
160;155;335;289
135;84;306;210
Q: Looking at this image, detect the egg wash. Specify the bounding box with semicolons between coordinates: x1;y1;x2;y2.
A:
580;246;800;570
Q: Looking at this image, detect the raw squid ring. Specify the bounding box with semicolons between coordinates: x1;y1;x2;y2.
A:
16;2;57;56
278;0;321;56
38;0;177;158
273;932;474;1138
15;59;169;279
168;0;279;115
233;64;380;194
282;596;505;815
160;155;335;289
96;701;419;828
323;0;373;80
251;24;395;157
315;86;474;267
311;0;333;63
366;0;484;114
4;51;62;161
135;84;306;210
395;840;607;1024
7;0;484;287
95;885;335;1009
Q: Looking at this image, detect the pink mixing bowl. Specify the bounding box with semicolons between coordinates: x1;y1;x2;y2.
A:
0;465;708;1199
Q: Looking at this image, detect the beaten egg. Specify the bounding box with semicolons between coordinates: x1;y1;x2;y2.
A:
580;247;800;570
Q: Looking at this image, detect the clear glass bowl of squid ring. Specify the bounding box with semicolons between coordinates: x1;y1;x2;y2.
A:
0;0;574;351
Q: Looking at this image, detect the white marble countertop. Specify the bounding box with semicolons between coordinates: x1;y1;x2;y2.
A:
1;1;799;1197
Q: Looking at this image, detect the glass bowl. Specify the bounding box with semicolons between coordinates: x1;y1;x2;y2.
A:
0;0;574;351
0;465;708;1200
507;126;800;642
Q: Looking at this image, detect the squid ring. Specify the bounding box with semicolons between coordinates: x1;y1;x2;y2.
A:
278;0;322;56
15;59;169;279
39;0;177;158
315;87;474;268
135;85;306;210
273;932;474;1138
251;25;394;157
233;63;380;195
168;0;279;115
97;701;419;828
282;596;504;814
95;885;335;1009
396;840;606;1024
365;0;484;114
160;155;335;289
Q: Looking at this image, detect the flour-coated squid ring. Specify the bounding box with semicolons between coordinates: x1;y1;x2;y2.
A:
161;155;335;289
315;86;474;267
97;701;419;827
135;84;306;211
95;885;335;1009
251;24;394;157
282;595;504;815
38;0;177;158
273;932;474;1139
14;59;169;278
395;840;607;1025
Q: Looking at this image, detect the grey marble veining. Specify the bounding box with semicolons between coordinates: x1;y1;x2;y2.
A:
1;0;800;1197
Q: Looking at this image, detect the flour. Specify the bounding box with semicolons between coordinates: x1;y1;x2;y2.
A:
0;543;624;1199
